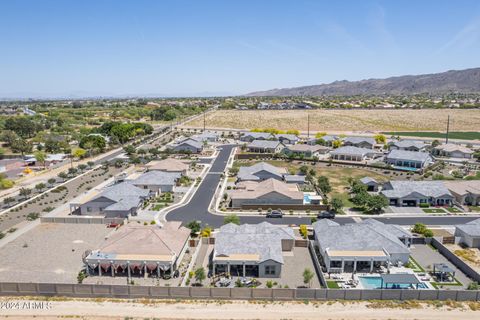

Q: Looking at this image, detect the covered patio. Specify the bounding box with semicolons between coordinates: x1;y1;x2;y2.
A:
379;273;421;289
213;254;260;278
325;249;391;273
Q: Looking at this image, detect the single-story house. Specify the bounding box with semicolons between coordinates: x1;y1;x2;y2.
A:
275;134;299;145
146;158;189;175
432;143;474;159
283;174;306;184
283;144;329;158
84;222;190;277
443;181;480;206
385;150;433;170
381;181;454;207
240;132;275;142
131;171;181;194
72;182;151;218
230;178;304;208
169;139;203;153
309;135;340;147
359;177;380;192
313;219;411;273
237;162;285;182
329;146;379;162
247;140;285;153
190;131;219;143
343;137;376;149
388;140;427;152
454;219;480;248
212;222;296;278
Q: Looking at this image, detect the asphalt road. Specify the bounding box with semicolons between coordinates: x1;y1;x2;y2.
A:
166;145;480;228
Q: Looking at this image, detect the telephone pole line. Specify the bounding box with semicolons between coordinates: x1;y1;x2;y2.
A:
445;115;450;144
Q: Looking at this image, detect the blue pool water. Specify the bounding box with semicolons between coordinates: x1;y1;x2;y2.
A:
304;194;311;204
392;166;420;172
359;276;428;289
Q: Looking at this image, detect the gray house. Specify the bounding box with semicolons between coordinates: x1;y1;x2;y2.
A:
385;150;433;170
359;176;380;192
275;134;299;145
169;139;203;153
455;219;480;248
237;162;285;182
381;181;454;207
313;219;411;273
308;135;340;147
131;171;181;194
329;146;378;161
283;144;329;158
247;140;285;153
240;132;274;142
190;131;219;143
389;140;427;152
212;222;295;278
343;136;376;149
432;143;474;159
72;182;151;218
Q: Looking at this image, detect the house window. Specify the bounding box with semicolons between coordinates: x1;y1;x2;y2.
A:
264;265;276;275
86;207;92;212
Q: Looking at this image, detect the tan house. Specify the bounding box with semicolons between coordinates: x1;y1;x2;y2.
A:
432;143;474;159
230;178;303;208
146;158;189;175
83;222;190;278
444;181;480;206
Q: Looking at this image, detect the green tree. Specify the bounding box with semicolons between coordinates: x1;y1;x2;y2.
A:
315;132;327;139
332;140;342;148
331;197;344;213
47;178;56;186
224;214;240;225
303;268;314;288
194;267;206;285
123;145;136;155
19;187;32;200
11;138;33;157
58;172;68;181
317;176;332;194
374;134;386;144
72;148;87;160
34;151;47;169
431;140;441;147
364;194;388;214
299;165;309;175
35;182;46;192
186;220;201;237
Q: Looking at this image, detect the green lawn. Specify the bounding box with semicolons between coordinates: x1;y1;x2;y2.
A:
446;207;462;213
382;131;480;140
469;206;480;212
422;208;446;213
431;277;463;289
326;280;340;289
406;256;425;273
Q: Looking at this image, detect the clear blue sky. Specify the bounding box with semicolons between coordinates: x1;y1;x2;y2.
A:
1;0;480;98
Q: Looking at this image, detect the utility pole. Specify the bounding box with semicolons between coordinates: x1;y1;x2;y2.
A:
445;115;450;144
203;111;206;132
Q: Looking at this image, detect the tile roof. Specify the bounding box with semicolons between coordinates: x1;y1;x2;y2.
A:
286;144;329;153
242;132;274;140
237;162;284;181
313;219;410;255
247;139;284;149
230;178;303;200
455;218;480;237
390;140;427;150
386;150;432;162
146;158;189;172
444;180;480;196
344;136;376;145
434;143;474;154
381;181;453;199
214;222;295;264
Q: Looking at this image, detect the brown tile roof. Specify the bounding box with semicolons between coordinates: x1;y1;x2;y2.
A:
230;178;303;200
146;158;189;172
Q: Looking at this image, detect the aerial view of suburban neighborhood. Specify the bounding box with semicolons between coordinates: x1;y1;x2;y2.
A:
1;1;480;319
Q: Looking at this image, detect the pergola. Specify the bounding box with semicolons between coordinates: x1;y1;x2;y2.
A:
380;273;421;289
433;263;455;282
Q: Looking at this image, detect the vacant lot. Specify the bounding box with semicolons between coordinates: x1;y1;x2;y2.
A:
184;109;480;132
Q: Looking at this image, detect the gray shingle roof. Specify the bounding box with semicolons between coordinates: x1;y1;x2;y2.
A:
381;181;452;199
132;171;181;186
247;140;283;149
283;174;306;183
344;136;375;145
95;182;150;212
214;222;295;264
173;139;203;149
456;218;480;237
386;150;432;163
330;146;375;156
276;134;299;141
237;162;283;181
313;219;410;255
390;140;426;150
242;132;274;140
360;177;378;185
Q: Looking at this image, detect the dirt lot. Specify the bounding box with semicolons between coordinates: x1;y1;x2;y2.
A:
0;223;111;283
446;244;480;273
1;298;479;320
184;109;480;132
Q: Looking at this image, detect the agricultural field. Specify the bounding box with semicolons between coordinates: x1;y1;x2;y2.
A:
183;109;480;133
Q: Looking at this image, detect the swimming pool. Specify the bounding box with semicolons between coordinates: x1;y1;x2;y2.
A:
392;166;420;172
359;276;428;289
304;194;311;204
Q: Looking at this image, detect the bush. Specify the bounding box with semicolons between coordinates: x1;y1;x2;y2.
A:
423;229;434;238
419;203;430;208
266;280;273;288
299;225;308;239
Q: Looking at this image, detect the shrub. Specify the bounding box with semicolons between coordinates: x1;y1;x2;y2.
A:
419;203;430;208
266;280;273;288
299;225;308;239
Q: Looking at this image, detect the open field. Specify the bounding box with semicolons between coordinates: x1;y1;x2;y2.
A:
1;298;479;320
184;109;480;132
382;131;480;140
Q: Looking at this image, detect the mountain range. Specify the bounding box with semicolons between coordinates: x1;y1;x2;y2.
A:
246;67;480;96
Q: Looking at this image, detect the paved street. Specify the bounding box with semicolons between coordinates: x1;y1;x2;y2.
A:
166;145;480;228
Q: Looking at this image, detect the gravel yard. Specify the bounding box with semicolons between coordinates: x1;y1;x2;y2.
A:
0;223;111;283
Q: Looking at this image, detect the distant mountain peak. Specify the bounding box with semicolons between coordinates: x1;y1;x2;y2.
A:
246;67;480;96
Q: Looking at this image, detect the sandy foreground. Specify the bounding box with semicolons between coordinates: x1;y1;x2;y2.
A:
0;297;479;320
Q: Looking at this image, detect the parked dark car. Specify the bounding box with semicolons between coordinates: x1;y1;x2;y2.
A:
317;211;335;219
266;210;283;218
